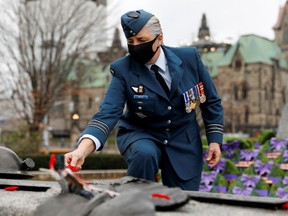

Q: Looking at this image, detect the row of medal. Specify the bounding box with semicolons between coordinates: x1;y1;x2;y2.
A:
183;82;206;113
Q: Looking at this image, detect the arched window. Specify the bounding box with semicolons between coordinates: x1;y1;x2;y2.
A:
284;24;288;44
233;84;238;100
88;97;93;109
242;82;248;99
245;106;249;123
235;59;242;71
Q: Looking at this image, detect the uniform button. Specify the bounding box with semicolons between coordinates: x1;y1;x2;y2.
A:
165;128;170;132
138;106;142;110
167;106;172;110
163;140;168;144
167;120;171;124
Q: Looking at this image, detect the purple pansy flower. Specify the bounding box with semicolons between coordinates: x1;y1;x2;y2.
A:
210;158;226;173
232;186;253;196
254;160;273;176
214;186;227;193
201;171;217;186
283;176;288;185
240;174;260;188
276;188;288;199
222;140;240;158
203;150;209;163
270;138;288;152
199;185;213;192
254;189;269;197
240;149;259;161
254;142;261;149
223;173;238;181
283;150;288;163
268;176;282;184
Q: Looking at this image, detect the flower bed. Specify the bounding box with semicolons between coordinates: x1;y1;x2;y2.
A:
200;136;288;199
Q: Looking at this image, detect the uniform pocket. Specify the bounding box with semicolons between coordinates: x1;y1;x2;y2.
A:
185;123;200;144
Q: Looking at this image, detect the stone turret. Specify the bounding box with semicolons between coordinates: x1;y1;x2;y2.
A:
191;13;231;54
198;13;210;40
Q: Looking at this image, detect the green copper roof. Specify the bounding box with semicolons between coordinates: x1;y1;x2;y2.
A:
67;58;110;88
201;51;224;77
218;34;288;69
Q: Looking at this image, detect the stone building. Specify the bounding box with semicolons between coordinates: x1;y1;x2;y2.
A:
216;35;288;135
274;0;288;138
195;4;288;136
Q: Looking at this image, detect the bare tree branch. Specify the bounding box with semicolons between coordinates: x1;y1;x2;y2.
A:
0;0;113;131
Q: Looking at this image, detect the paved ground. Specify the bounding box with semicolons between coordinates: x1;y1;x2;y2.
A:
0;179;287;216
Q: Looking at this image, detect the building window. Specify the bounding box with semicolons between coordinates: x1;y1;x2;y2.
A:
233;84;238;100
282;88;286;104
245;106;249;123
284;24;288;44
235;59;242;71
88;97;93;109
242;82;248;99
76;63;85;78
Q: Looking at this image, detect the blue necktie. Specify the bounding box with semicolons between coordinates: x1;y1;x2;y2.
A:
151;64;170;95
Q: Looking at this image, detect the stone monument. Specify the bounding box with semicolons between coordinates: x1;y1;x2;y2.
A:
276;103;288;138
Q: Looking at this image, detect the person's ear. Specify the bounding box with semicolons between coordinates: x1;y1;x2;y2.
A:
157;34;163;45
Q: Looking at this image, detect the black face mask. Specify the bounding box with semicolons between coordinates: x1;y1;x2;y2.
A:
128;35;159;64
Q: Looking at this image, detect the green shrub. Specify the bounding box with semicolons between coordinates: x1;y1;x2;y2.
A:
223;159;241;174
259;141;270;154
82;154;127;170
214;173;228;186
255;178;270;190
19;153;128;171
243;164;256;175
223;137;253;149
19;154;50;171
257;130;276;145
202;138;208;150
270;165;285;178
256;152;269;162
2;130;40;155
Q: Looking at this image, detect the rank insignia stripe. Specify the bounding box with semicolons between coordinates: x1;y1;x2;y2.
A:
135;112;147;118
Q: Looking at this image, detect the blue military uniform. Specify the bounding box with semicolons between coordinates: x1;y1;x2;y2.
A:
81;10;224;190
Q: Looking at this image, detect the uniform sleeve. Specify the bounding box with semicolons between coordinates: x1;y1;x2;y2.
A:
80;66;127;150
194;48;224;145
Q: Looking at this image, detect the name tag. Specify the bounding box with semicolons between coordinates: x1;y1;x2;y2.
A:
134;95;148;99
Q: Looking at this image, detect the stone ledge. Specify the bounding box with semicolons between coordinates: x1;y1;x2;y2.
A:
0;179;288;216
28;169;127;181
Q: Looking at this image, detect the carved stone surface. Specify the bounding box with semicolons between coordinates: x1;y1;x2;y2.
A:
0;178;288;216
277;103;288;138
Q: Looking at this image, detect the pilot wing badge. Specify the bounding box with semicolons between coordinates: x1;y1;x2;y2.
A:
131;85;145;95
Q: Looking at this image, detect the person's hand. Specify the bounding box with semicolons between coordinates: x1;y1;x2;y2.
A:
64;148;86;170
64;138;95;170
206;142;221;168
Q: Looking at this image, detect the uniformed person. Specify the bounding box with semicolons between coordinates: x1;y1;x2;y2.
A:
65;9;224;191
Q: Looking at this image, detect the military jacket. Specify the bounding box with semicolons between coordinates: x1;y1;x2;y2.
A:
82;46;224;180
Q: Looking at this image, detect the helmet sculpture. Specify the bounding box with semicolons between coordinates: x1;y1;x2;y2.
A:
0;146;35;179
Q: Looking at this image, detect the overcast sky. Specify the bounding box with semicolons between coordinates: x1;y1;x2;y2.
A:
110;0;285;46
